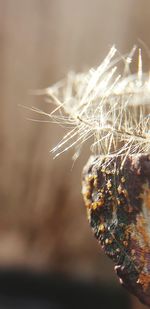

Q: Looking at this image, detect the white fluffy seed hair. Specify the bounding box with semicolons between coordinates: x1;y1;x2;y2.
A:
32;46;150;161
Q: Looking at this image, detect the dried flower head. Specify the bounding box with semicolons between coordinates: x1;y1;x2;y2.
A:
31;46;150;305
32;45;150;162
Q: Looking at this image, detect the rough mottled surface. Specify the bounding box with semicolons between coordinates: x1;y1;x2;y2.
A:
82;154;150;306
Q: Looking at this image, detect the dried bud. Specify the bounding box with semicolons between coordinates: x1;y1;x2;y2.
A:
32;45;150;305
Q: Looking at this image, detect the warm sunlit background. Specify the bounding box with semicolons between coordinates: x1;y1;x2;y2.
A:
0;0;150;308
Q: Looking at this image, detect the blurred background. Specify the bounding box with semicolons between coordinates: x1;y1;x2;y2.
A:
0;0;150;308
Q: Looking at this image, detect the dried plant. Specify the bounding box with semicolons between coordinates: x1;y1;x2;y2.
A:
32;46;150;306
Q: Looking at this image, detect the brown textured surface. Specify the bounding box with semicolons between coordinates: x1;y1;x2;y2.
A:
82;154;150;306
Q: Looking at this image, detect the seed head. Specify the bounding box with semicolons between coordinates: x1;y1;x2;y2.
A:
37;46;150;161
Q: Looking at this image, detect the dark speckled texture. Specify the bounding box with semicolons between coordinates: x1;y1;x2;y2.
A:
82;154;150;306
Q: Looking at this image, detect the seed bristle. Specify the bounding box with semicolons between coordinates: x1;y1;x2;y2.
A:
33;46;150;161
